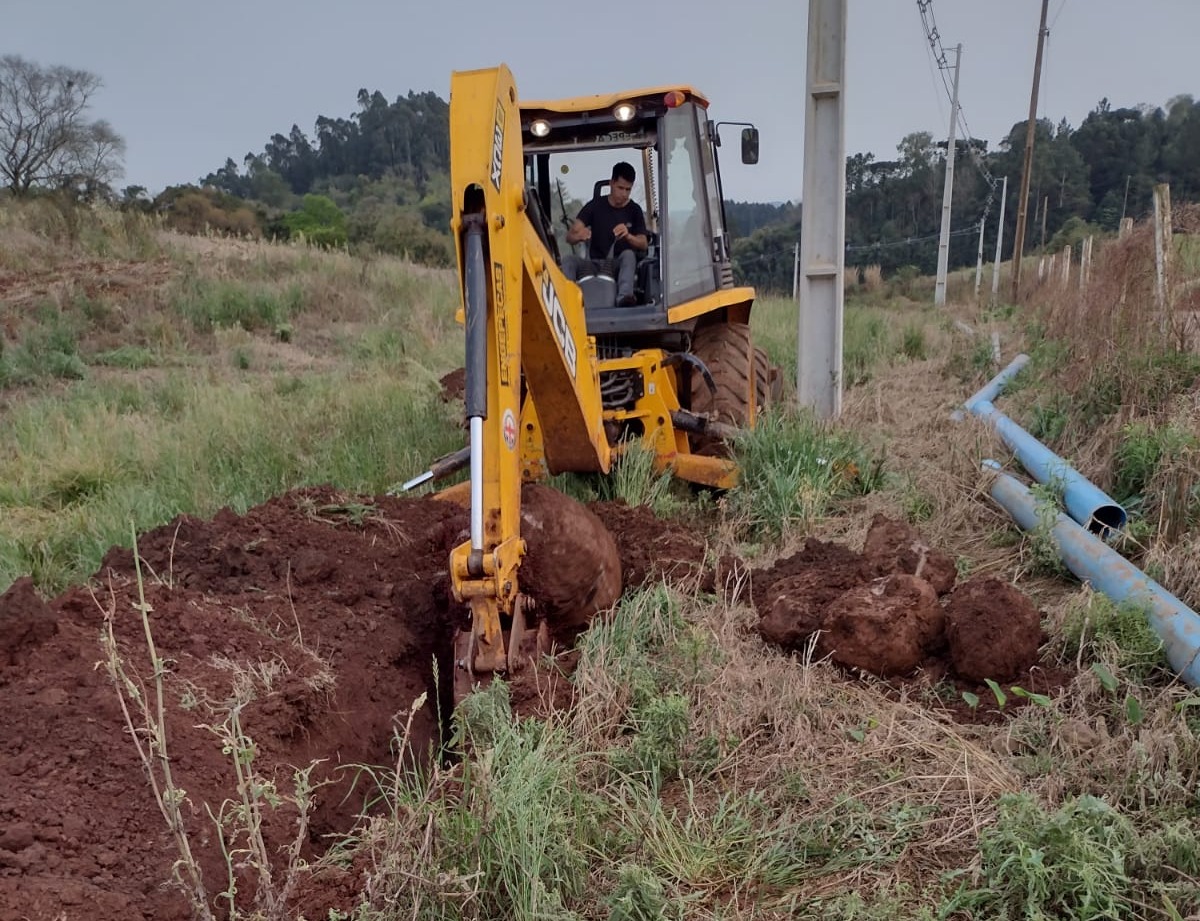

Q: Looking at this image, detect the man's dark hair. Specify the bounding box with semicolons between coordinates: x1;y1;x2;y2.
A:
611;161;636;184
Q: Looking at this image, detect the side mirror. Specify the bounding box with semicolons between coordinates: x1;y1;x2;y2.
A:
741;127;760;165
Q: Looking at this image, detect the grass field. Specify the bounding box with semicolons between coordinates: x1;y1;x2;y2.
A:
4;198;1200;919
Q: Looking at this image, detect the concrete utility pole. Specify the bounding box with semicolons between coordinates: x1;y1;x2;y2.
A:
991;175;1008;304
934;44;962;307
796;0;847;419
973;215;985;300
1010;0;1050;302
792;241;800;299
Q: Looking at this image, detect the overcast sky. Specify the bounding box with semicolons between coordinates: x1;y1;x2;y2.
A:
8;0;1199;203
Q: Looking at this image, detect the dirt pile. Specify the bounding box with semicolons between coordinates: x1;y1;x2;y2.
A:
753;514;1044;683
590;500;732;595
0;484;632;921
0;487;470;920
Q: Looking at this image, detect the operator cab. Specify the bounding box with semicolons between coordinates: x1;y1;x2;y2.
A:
519;87;758;341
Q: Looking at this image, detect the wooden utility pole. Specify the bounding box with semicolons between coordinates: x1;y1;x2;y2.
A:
1154;183;1174;329
934;44;963;307
1010;0;1050;302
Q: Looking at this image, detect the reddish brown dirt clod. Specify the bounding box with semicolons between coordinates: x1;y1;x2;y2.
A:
751;537;869;650
944;577;1043;682
861;513;958;596
517;485;622;643
590;500;726;594
818;573;944;676
438;367;466;403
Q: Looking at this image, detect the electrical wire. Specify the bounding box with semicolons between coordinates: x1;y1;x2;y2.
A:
915;0;1000;227
731;222;983;270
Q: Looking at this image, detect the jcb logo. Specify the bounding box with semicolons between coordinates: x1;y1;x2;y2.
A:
490;101;505;191
540;272;577;380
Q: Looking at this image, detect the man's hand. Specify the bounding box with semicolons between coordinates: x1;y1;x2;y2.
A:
615;222;648;251
566;219;591;245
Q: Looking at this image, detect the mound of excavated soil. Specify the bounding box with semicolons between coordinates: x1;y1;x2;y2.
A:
0;487;468;920
752;516;1045;686
590;500;733;595
0;483;633;921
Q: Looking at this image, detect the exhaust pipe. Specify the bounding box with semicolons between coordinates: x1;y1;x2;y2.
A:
985;461;1200;686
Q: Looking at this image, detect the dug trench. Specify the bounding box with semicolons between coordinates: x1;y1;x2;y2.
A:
0;488;1055;920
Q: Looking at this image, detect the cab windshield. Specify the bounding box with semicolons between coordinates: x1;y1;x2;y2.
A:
662;102;719;307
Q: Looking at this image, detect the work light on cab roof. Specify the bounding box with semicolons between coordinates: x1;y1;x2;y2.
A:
612;101;637;122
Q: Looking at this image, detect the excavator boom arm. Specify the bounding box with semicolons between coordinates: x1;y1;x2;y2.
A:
446;65;611;678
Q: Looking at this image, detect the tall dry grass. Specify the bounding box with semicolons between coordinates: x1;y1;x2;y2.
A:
1030;204;1200;373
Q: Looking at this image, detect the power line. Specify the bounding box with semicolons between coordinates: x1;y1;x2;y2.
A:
733;223;983;268
915;0;1000;226
1049;0;1068;31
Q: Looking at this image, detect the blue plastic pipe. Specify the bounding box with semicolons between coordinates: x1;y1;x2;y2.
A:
968;398;1127;535
985;461;1200;686
964;352;1030;412
951;353;1030;422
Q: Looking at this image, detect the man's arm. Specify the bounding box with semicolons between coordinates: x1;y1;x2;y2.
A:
615;204;649;251
566;218;591;245
615;225;648;251
565;202;593;244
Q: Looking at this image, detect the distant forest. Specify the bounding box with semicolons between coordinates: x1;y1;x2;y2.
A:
178;88;1200;292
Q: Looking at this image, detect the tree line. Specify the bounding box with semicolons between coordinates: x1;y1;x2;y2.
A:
3;54;1197;290
734;95;1200;292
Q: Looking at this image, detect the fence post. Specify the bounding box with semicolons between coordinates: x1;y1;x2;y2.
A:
1154;183;1173;332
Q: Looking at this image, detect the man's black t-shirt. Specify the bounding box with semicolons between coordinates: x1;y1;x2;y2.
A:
577;196;647;260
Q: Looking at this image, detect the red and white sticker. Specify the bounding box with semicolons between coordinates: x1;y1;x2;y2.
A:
502;408;517;451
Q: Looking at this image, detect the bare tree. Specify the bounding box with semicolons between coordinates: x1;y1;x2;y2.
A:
0;55;125;196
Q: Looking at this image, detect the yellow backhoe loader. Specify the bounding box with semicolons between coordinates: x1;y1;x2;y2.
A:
404;64;778;696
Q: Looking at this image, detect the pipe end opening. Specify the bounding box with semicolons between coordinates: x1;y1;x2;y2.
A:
1090;504;1128;537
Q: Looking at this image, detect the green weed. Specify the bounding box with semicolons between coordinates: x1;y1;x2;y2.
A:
174;278;303;333
899;322;927;361
844;307;890;386
1024;480;1068;578
730;408;881;538
0;309;88;386
1060;592;1166;683
91;345;158;370
947;793;1136;920
1113;421;1196;504
600;441;681;517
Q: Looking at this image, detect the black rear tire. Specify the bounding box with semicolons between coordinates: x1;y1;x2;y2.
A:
688;322;778;454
